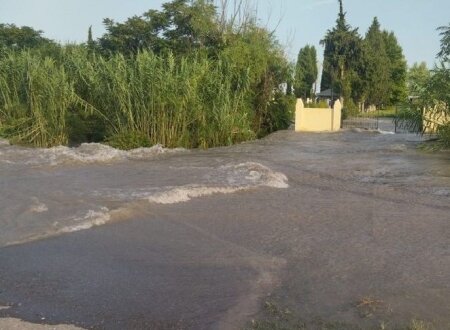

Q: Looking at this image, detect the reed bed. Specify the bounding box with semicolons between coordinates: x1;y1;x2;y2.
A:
0;48;290;149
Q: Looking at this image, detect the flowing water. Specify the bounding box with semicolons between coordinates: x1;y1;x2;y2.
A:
1;127;449;249
0;139;289;247
1;126;450;329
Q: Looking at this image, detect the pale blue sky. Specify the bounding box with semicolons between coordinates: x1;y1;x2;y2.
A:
0;0;448;68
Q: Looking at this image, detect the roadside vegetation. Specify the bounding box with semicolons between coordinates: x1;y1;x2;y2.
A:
0;0;295;148
363;107;397;118
245;300;438;330
396;24;450;148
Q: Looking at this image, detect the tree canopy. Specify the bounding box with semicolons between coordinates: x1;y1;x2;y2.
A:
98;0;220;56
319;1;407;110
294;45;318;99
0;24;54;49
437;23;450;62
320;0;363;104
407;62;430;97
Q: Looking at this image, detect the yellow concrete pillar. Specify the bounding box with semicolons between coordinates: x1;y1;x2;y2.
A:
332;100;342;131
295;99;304;132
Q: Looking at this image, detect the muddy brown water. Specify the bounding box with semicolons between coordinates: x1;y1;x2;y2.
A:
0;127;449;329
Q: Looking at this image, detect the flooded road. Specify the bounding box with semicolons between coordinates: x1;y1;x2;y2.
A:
0;127;449;329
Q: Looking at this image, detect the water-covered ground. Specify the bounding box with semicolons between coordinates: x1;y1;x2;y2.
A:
0;124;449;329
0;140;287;247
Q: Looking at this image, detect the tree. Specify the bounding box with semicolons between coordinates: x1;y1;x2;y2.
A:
98;0;220;56
294;45;318;99
407;62;430;97
364;17;391;107
382;31;407;104
87;26;96;53
0;24;54;49
320;0;364;104
397;26;449;143
437;23;450;62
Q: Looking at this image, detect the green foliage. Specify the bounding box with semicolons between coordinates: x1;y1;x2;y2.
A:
397;25;450;141
0;51;73;147
0;44;290;149
319;5;407;110
437;122;450;148
437;23;450;62
427;63;450;106
0;24;55;50
320;2;364;102
408;62;431;96
106;131;151;150
64;49;257;149
98;0;220;56
383;31;408;104
364;17;391;107
294;45;318;99
306;100;330;108
0;0;294;149
262;94;296;135
394;103;423;133
342;98;360;119
87;26;97;54
364;107;397;118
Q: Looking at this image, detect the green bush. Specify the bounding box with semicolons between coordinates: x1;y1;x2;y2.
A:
437;122;450;148
306;100;330;108
342;99;360;119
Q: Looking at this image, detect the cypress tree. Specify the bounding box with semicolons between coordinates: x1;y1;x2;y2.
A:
87;25;95;53
320;0;363;105
294;45;318;99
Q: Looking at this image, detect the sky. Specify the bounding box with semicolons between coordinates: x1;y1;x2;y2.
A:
0;0;448;68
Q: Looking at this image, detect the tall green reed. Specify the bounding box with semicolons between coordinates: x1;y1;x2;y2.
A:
0;50;73;147
0;48;272;149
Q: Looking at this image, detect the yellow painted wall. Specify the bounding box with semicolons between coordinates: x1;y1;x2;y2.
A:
423;108;449;133
295;99;341;132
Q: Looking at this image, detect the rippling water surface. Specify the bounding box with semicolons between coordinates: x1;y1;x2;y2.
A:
1;126;449;247
0;139;289;246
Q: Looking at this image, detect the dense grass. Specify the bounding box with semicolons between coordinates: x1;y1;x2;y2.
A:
0;51;73;146
0;48;294;149
363;107;397;118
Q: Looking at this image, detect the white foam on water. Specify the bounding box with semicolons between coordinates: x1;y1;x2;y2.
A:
350;128;397;135
0;143;187;166
377;130;395;135
59;207;111;233
148;185;239;204
147;162;289;204
127;145;187;160
29;203;49;213
28;197;49;213
2;161;288;246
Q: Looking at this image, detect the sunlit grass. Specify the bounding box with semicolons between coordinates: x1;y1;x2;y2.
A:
0;48;268;148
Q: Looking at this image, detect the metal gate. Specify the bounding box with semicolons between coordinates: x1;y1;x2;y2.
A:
341;110;379;130
341;106;421;133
